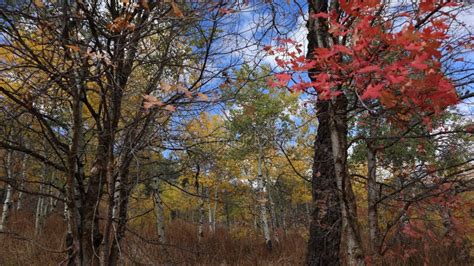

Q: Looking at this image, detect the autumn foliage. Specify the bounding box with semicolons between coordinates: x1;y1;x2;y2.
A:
268;1;460;118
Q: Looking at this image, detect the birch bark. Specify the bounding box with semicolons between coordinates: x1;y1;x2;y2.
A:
0;150;14;232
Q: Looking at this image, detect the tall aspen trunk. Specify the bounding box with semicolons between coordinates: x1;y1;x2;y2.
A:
223;189;231;228
257;145;272;250
153;177;166;244
268;188;279;242
198;185;205;242
207;187;213;233
35;191;45;236
0;150;14;232
35;163;47;236
16;153;27;211
329;99;365;266
112;175;121;220
212;188;218;232
108;154;133;266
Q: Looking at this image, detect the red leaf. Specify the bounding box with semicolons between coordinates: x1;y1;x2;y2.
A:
269;73;292;87
361;83;384;100
387;74;405;84
411;53;430;70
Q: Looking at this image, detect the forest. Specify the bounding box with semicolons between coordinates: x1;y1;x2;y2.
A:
0;0;473;265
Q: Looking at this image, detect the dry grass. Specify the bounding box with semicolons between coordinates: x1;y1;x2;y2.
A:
0;212;306;265
0;211;471;265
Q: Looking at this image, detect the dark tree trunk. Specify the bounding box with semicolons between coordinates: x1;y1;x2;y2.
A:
306;0;343;265
306;101;342;266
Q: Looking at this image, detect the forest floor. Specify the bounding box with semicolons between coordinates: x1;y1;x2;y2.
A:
0;211;471;265
0;211;306;265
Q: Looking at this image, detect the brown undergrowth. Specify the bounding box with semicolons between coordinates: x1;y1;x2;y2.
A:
0;211;306;265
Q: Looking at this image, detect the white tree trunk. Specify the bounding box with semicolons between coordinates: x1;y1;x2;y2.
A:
35;164;47;236
112;175;121;220
153;177;166;244
267;188;279;243
198;185;205;242
257;146;272;250
35;193;45;236
212;188;218;232
329;106;364;266
16;153;27;211
207;187;213;233
0;150;14;232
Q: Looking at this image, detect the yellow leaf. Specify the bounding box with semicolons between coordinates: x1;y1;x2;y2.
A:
34;0;44;8
171;2;184;17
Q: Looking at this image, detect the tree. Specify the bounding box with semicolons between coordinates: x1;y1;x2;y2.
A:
0;1;242;264
266;0;474;264
225;65;298;249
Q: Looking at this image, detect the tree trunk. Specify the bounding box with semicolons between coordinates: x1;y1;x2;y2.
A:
306;100;342;265
16;153;27;211
329;99;365;266
212;188;218;232
108;153;133;266
224;189;231;228
198;184;205;242
153;177;166;244
268;188;279;243
305;0;343;264
0;150;14;232
257;145;272;250
34;195;45;236
207;187;213;233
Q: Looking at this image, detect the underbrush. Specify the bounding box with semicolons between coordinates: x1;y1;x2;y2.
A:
0;212;471;265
